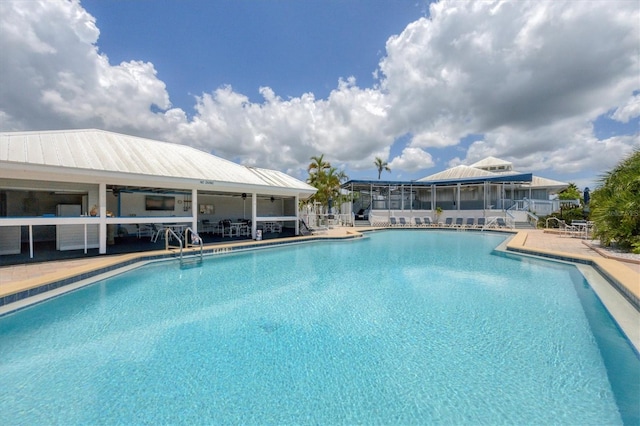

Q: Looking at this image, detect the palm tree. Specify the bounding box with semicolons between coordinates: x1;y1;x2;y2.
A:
374;156;391;179
308;154;330;175
558;182;581;201
591;150;640;253
305;155;350;212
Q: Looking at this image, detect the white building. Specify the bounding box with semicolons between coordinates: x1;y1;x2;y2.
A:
0;129;316;260
343;156;569;227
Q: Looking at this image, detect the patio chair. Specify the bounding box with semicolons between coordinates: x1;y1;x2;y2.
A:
150;224;163;243
444;217;454;227
465;218;475;228
136;224;153;239
476;217;486;229
414;217;424;227
221;219;236;237
423;217;433;227
496;217;507;228
454;218;464;227
399;217;408;227
389;217;398;227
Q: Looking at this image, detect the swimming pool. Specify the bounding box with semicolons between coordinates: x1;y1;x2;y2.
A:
0;230;638;424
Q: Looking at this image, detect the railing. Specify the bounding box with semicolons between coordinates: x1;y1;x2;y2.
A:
184;227;204;262
165;228;183;259
545;217;564;228
525;211;539;228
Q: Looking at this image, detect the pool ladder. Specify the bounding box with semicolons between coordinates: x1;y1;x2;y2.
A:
165;227;204;267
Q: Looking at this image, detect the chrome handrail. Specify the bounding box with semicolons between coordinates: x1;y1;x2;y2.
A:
184;227;204;262
165;227;183;260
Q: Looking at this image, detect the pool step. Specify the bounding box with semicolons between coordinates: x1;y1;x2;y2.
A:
180;255;203;269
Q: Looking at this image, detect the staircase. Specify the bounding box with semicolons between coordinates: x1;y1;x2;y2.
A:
354;220;370;227
514;221;536;229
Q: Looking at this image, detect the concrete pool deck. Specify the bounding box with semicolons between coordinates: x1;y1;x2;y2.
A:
1;227;638;318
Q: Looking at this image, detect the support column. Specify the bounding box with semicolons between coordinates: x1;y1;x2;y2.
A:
456;183;461;211
99;182;107;254
191;189;198;233
251;193;257;239
431;184;436;211
295;195;299;235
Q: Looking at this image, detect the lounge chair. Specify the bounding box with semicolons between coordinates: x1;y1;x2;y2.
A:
444;217;453;227
476;217;486;228
454;218;464;228
414;217;424;227
465;218;475;228
399;217;408;227
496;217;507;228
423;217;433;227
389;217;398;227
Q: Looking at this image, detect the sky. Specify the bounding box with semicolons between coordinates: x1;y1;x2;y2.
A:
0;0;638;190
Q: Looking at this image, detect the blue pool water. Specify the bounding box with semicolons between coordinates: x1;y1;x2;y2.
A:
0;230;638;424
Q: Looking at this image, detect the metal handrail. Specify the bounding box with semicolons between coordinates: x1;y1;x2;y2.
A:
545;217;564;228
165;227;183;260
184;227;204;262
525;211;539;228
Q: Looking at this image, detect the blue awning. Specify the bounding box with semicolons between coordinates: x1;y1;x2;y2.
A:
342;173;533;188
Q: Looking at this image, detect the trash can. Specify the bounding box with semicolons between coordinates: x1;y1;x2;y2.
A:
255;229;262;241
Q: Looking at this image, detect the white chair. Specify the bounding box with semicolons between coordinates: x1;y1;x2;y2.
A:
136;224;152;239
150;224;163;243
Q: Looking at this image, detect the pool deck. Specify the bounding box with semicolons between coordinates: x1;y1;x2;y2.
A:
2;227;638;318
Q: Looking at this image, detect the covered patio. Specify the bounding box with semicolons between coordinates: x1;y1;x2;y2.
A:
0;129;316;266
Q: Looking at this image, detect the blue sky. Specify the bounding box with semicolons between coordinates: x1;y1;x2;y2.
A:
1;0;638;189
84;0;424;110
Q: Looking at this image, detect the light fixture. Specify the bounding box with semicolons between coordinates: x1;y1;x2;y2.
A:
270;196;274;203
242;193;247;200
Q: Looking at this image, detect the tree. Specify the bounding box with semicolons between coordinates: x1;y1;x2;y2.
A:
590;150;640;253
558;182;581;201
374;157;391;179
305;154;349;211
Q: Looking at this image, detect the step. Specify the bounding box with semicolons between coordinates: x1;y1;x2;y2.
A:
514;221;536;229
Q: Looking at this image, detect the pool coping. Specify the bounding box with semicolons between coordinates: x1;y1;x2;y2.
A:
505;231;640;312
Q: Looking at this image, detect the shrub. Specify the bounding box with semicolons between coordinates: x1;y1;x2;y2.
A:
590;150;640;253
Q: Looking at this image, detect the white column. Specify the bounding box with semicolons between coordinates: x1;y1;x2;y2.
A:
431;184;436;211
191;189;198;233
99;182;107;254
295;195;299;235
456;183;461;211
251;193;257;239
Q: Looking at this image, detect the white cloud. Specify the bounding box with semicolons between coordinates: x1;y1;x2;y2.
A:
378;0;639;173
389;147;435;172
0;0;180;134
611;94;640;123
0;0;638;183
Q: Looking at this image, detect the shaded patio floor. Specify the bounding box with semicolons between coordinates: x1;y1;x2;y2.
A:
0;228;296;267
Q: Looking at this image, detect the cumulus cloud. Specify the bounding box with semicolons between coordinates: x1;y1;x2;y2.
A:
0;0;182;134
389;147;435;172
611;93;640;123
0;0;638;183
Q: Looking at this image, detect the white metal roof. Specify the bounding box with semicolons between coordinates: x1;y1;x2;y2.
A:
470;156;513;170
418;165;498;182
0;129;316;195
417;157;568;190
526;175;570;190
